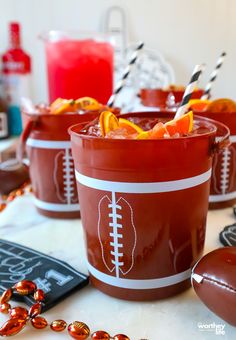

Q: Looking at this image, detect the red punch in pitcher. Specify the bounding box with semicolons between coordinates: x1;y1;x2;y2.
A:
70;111;229;300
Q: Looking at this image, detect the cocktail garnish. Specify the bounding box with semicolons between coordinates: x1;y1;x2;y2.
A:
75;97;100;111
206;98;236;113
118;118;143;134
99;111;119;137
188;99;210;111
99;111;194;139
50;98;76;114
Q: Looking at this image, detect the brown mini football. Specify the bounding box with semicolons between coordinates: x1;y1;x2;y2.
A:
0;159;29;195
191;247;236;327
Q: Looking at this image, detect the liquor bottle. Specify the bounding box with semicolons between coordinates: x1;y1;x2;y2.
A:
2;22;31;136
0;75;9;140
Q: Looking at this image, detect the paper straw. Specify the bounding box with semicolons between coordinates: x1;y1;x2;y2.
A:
107;41;144;107
174;64;204;119
201;52;226;100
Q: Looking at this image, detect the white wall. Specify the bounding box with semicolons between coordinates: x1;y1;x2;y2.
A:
0;0;235;103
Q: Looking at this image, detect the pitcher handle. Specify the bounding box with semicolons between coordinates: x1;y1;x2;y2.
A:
17;116;38;162
212;122;230;154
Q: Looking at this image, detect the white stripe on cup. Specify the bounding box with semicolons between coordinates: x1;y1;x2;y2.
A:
34;197;80;212
87;262;191;289
216;135;236;143
209;191;236;202
26;138;71;149
75;169;212;194
230;135;236;143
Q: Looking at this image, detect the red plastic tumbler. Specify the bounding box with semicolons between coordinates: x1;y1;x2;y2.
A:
21;111;99;218
194;110;236;209
70;112;229;300
140;88;203;108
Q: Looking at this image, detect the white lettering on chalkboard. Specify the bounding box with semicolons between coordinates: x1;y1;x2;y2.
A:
45;269;73;286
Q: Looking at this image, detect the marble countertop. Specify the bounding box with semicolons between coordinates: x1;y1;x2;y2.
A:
0;194;236;340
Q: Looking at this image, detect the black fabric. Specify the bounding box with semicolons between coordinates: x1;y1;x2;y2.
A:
219;223;236;247
0;239;89;311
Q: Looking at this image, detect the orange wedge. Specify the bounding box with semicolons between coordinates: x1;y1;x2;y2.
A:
118;118;144;134
165;111;193;136
75;97;101;111
50;98;76;114
136;131;151;139
148;122;169;139
99;111;119;137
206;98;236;113
188;99;210;111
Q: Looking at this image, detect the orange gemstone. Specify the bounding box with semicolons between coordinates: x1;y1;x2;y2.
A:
14;280;36;295
0;288;13;304
9;307;28;320
91;330;110;339
31;316;48;329
34;289;45;302
0;318;26;337
113;334;130;340
68;321;90;339
0;203;7;212
0;302;11;314
50;319;67;332
29;302;42;318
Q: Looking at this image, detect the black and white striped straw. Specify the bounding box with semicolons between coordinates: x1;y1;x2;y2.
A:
174;64;204;119
201;52;226;100
107;41;144;108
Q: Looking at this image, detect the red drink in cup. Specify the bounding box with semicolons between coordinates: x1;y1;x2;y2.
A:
41;31;114;103
70;111;229;300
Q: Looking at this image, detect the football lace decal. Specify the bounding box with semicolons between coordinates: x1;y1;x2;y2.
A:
97;192;137;278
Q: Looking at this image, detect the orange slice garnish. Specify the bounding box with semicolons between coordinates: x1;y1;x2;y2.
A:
75;97;101;111
99;111;119;137
148;122;169;139
206;98;236;113
164;111;193;136
188;99;210;111
118;118;144;134
136;131;151;139
50;98;76;114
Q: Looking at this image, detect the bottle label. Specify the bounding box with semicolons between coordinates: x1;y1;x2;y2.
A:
2;74;31;106
0;112;8;138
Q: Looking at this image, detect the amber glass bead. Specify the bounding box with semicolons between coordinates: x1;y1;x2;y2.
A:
31;316;48;329
29;302;42;318
14;280;36;295
15;189;24;196
0;203;6;212
68;321;90;339
0;288;13;304
10;307;28;320
7;194;16;202
113;334;130;340
91;330;110;339
0;302;11;314
50;319;67;332
0;318;26;337
34;289;45;302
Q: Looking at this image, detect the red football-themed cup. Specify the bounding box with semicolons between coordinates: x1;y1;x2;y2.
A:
140;88;204;108
194;110;236;209
21;111;99;218
70;112;229;300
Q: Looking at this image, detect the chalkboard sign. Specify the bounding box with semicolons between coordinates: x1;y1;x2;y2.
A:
0;239;89;311
219;223;236;247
